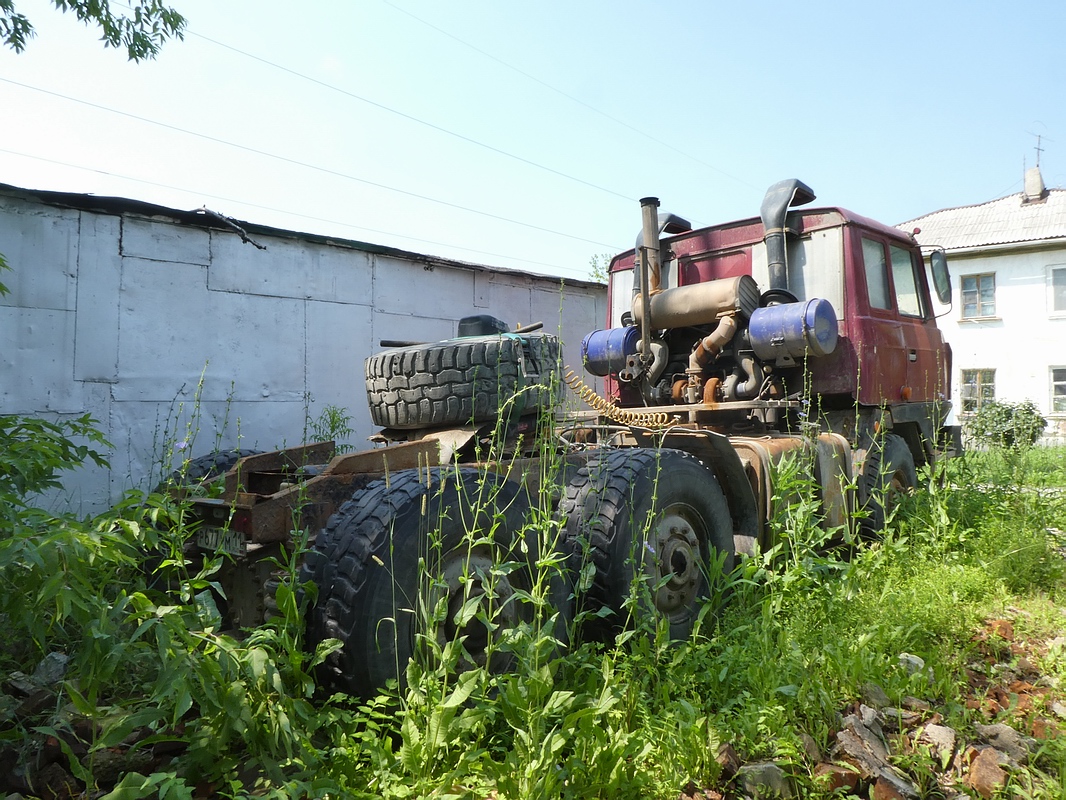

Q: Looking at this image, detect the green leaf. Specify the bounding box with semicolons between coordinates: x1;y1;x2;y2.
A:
441;671;479;709
174;683;193;719
542;690;575;715
246;647;268;682
453;592;482;628
101;772;167;800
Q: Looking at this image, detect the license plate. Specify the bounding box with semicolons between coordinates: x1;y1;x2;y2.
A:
196;525;246;556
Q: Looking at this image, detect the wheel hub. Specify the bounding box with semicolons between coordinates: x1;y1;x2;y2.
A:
432;548;516;668
650;510;702;615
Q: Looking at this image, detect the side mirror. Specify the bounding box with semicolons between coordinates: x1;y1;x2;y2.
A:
930;251;951;305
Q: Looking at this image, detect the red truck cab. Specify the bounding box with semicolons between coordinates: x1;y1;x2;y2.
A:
597;183;955;465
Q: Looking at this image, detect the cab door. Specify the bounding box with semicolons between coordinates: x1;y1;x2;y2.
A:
886;243;947;404
855;235;908;406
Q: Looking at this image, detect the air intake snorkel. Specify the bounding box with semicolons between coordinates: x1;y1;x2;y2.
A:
760;179;816;292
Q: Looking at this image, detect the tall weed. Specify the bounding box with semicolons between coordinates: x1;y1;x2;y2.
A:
4;406;1066;797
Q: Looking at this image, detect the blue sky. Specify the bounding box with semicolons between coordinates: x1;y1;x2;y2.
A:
2;0;1063;280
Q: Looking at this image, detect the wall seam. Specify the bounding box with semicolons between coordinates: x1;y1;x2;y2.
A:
304;294;309;437
71;210;82;388
111;215;124;496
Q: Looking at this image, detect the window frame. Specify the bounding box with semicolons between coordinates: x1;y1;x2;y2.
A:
960;368;996;414
961;272;996;319
1050;265;1066;315
1052;366;1066;415
860;234;931;319
889;243;927;318
861;236;893;312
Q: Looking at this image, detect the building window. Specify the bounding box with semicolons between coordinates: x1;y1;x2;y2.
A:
961;368;995;413
961;273;995;318
1052;267;1066;313
1053;368;1066;413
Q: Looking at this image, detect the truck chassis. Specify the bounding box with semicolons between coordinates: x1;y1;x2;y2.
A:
176;178;961;697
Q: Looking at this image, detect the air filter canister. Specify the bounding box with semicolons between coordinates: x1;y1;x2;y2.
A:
582;326;639;377
749;298;838;361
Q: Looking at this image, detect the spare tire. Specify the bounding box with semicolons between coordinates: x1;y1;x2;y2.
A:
364;332;560;430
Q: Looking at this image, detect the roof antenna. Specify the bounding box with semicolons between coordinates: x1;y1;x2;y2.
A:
1022;133;1050;203
1026;129;1052;167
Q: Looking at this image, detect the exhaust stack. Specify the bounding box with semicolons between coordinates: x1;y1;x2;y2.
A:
637;197;660;369
639;197;663;296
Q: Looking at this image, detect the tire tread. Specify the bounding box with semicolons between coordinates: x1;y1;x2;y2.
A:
364;333;561;430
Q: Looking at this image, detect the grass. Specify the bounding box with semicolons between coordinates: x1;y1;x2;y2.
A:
1;408;1065;798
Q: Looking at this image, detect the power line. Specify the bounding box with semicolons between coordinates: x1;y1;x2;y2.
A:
0;77;620;252
379;0;761;192
0;147;590;275
187;30;637;204
985;178;1022;204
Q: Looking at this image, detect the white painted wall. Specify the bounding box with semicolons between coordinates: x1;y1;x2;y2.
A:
0;187;607;513
936;244;1066;443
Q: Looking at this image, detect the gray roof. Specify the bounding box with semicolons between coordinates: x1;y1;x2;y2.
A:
900;186;1066;252
0;182;602;288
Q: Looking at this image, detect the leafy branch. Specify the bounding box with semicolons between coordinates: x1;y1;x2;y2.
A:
0;0;186;61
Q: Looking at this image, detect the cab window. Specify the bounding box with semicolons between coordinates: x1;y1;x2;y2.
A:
890;244;925;317
862;237;891;310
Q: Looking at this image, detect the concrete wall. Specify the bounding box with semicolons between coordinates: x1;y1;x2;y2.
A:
0;186;606;513
936;244;1066;445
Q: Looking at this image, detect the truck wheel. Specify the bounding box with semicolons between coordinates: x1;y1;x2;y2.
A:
149;447;262;625
160;448;262;490
859;433;917;535
302;467;568;696
559;448;735;642
364;333;560;430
